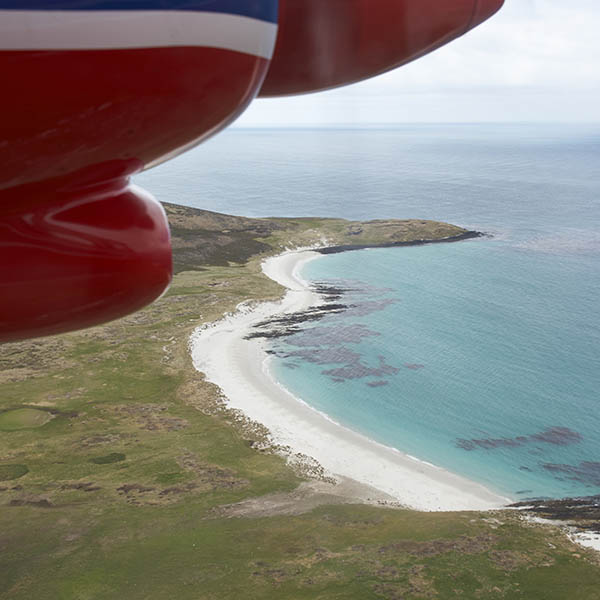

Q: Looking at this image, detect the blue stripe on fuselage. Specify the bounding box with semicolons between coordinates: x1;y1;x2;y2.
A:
0;1;278;23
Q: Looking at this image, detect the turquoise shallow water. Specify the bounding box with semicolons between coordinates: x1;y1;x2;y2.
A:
136;123;600;500
272;241;600;500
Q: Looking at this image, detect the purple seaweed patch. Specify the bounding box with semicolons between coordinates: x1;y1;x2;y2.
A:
456;427;583;452
286;324;380;348
323;355;400;382
286;347;361;366
367;380;389;388
542;462;600;487
530;427;583;446
342;299;397;317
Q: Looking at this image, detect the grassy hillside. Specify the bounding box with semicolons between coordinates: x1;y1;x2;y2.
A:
1;204;599;599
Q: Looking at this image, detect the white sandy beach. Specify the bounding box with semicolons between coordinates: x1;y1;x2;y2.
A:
190;249;512;512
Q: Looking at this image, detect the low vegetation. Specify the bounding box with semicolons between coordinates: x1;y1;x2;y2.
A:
0;408;54;432
1;204;598;599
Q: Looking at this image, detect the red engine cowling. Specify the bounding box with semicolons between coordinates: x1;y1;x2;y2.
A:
0;160;172;342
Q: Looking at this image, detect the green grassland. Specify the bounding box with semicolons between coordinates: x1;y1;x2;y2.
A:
1;204;599;599
0;408;54;431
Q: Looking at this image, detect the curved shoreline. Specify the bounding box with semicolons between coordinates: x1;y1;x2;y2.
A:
190;248;512;512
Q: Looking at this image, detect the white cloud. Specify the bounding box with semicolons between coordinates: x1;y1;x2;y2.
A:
236;0;600;124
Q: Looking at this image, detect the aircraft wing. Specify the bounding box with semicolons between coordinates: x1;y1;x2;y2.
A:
0;0;503;343
260;0;504;96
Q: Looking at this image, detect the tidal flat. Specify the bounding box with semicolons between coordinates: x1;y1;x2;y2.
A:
1;203;600;599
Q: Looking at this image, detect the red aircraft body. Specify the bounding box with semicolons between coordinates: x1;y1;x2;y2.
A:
0;0;504;343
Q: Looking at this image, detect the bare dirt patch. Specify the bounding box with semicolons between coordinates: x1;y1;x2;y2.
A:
214;477;399;519
177;452;248;491
110;404;188;432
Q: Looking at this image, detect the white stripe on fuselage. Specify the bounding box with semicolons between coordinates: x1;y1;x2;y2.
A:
0;10;278;59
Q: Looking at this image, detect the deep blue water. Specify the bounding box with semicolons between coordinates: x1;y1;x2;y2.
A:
136;124;600;500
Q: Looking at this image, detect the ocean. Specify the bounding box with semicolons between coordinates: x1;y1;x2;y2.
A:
136;123;600;501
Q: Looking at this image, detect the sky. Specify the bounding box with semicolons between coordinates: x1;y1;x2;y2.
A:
235;0;600;125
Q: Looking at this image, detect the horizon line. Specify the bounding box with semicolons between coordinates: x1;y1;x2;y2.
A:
230;121;600;128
